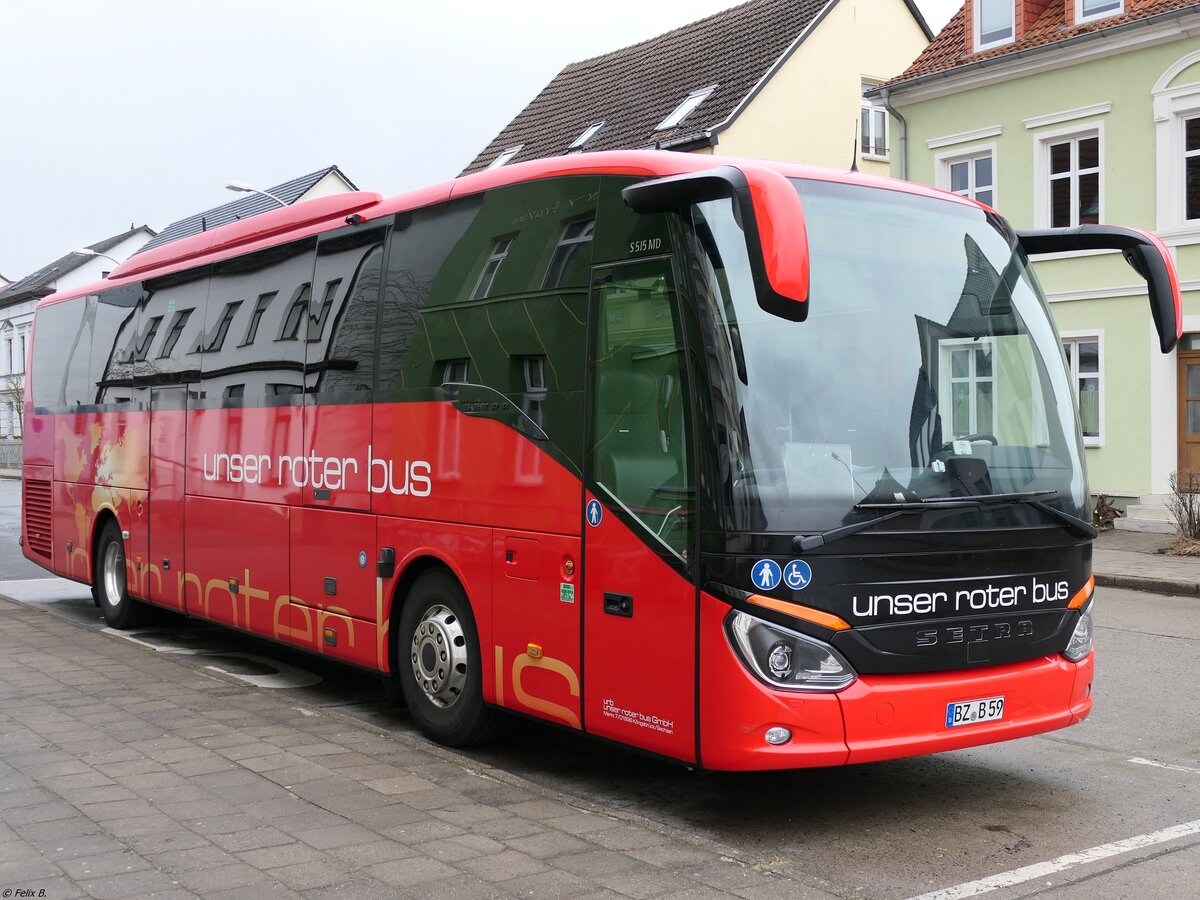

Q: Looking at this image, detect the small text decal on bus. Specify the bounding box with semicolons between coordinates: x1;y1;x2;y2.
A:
201;445;432;497
629;238;663;255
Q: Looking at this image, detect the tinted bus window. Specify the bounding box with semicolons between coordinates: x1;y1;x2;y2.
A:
32;297;92;410
199;238;315;407
309;225;388;401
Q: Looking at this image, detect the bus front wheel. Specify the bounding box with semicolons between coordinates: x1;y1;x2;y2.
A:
396;570;503;747
93;520;148;630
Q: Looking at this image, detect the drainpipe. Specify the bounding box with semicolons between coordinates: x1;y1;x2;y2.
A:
879;86;907;181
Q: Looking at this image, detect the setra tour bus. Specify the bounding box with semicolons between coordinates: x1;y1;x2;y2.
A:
21;151;1181;769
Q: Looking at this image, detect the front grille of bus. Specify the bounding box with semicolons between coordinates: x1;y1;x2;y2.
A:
23;478;52;560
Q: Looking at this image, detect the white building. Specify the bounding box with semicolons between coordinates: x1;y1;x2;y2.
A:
0;226;156;437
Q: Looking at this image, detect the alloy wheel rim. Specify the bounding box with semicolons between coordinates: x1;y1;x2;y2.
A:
410;604;467;708
103;541;125;607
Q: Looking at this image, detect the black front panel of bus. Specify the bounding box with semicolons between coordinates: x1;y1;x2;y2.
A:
702;533;1090;675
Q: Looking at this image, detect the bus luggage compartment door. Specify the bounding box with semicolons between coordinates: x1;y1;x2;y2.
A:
491;530;582;730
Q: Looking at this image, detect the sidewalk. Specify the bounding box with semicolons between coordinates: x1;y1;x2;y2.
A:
0;595;827;899
1092;528;1200;597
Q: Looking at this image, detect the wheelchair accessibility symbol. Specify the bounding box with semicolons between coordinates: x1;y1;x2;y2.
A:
783;560;812;590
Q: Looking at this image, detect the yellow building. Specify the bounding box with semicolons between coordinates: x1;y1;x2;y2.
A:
462;0;932;176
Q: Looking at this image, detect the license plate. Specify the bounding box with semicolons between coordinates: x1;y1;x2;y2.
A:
946;695;1005;728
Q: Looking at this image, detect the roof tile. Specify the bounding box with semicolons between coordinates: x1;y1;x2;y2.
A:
886;0;1200;87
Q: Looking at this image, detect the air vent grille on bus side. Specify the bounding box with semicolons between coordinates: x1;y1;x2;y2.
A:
23;479;52;560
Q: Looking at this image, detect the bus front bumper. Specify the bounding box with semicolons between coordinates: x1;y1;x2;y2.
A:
700;598;1093;770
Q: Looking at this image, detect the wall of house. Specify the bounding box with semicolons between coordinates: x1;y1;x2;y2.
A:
892;32;1200;497
0;227;155;439
716;0;928;175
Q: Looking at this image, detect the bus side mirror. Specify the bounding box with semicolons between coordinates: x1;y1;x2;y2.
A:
622;164;810;322
1018;225;1182;354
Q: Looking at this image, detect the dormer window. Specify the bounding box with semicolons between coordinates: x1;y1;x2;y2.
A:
1077;0;1122;23
975;0;1014;52
568;122;605;151
656;86;715;131
487;145;523;169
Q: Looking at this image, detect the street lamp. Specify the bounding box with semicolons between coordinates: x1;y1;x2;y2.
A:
72;248;122;265
225;180;287;207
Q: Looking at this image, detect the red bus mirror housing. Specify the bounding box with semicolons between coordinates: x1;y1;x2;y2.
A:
622;164;810;321
1018;225;1182;354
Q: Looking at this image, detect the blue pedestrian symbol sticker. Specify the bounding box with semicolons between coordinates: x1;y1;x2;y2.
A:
750;559;782;592
586;499;603;527
783;560;812;590
358;551;368;569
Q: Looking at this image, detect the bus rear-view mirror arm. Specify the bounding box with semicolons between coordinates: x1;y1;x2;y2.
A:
622;165;810;322
1018;225;1182;354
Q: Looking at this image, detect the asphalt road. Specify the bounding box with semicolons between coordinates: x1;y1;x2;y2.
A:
2;476;1198;899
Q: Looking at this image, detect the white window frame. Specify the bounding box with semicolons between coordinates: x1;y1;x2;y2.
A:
487;145;523;169
656;86;715;131
937;337;998;441
1153;53;1200;236
471;236;514;300
860;83;889;161
974;0;1015;53
1060;330;1105;448
568;121;604;151
935;143;997;207
1076;0;1123;24
1032;123;1105;228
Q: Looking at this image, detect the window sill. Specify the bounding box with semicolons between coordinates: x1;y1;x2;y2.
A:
861;152;890;162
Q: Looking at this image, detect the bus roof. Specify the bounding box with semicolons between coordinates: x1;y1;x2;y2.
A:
37;150;976;309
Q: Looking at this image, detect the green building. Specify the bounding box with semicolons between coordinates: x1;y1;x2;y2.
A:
875;0;1200;532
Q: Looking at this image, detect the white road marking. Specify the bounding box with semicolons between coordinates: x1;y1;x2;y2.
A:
1129;757;1200;776
908;819;1200;900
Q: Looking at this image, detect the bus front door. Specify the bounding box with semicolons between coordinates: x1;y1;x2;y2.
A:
147;387;187;610
583;259;697;763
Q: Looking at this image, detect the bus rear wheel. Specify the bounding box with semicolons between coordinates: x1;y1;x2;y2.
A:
93;520;148;630
396;570;503;747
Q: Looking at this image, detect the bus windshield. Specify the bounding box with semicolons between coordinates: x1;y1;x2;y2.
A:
691;178;1088;535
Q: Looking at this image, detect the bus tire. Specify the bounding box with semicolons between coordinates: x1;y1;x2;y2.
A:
93;520;148;630
397;570;504;747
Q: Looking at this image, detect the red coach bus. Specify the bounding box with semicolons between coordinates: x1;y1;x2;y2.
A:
21;151;1181;769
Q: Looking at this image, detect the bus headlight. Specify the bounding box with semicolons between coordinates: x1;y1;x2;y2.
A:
726;611;856;692
1062;602;1094;662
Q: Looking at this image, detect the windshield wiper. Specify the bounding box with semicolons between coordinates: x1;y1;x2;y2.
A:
794;490;1096;552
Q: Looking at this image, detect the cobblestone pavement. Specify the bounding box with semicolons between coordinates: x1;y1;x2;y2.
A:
0;595;835;899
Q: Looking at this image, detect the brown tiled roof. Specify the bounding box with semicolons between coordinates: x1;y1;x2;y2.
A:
886;0;1200;89
462;0;932;175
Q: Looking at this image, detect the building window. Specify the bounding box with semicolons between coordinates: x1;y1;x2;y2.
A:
542;218;595;289
975;0;1015;51
1063;336;1102;446
194;301;241;353
1078;0;1122;23
240;292;276;346
158;309;193;358
568;122;605;151
861;84;888;160
1048;134;1101;227
487;145;523;169
1185;117;1200;221
442;359;469;385
938;338;995;440
277;286;311;341
471;236;514;300
946;152;994;206
657;86;716;131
